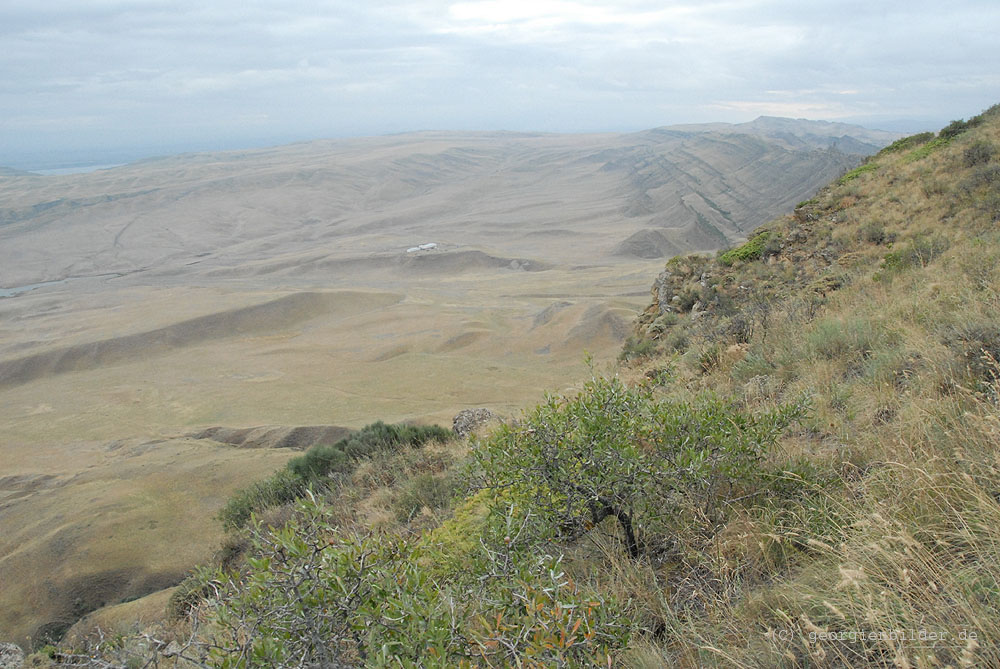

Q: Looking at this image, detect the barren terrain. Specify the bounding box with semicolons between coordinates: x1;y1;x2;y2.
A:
0;119;892;644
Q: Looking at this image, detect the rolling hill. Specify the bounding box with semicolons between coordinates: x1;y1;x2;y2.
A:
0;117;895;649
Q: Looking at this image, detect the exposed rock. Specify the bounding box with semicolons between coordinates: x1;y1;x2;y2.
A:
452;408;499;438
0;642;24;669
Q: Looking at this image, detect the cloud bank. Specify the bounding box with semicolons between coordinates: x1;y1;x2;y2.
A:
2;0;998;167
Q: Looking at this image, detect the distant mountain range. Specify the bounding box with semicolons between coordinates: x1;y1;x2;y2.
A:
0;117;897;288
665;115;900;152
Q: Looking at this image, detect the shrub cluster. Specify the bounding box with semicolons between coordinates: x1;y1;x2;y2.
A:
878;131;935;155
959;164;1000;221
837;161;879;184
719;230;774;266
618;334;657;362
963;140;996;167
472;377;807;559
940;115;984;140
219;421;451;529
875;233;951;281
204;498;631;667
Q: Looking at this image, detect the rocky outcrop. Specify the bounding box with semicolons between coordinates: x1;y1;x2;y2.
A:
452;408;500;438
0;643;24;669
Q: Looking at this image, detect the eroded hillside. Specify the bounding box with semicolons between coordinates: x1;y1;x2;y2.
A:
40;106;1000;667
0;119;891;652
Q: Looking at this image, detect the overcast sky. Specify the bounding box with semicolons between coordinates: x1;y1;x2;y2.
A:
3;0;999;169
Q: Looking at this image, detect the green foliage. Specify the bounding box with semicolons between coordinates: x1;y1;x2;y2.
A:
719;231;773;266
36;645;57;659
209;504;462;667
875;233;951;281
619;334;657;362
903;136;950;163
218;467;310;530
219;421;451;529
468;554;630;666
959;164;1000;222
472;377;806;558
206;497;630;667
731;350;776;382
940;116;983;140
963;141;996;167
837;161;879;184
166;569;215;620
858;220;891;245
878;132;935;155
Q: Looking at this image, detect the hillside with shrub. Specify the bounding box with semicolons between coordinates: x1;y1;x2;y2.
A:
24;104;1000;667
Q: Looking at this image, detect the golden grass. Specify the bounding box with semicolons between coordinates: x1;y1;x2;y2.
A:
610;108;1000;666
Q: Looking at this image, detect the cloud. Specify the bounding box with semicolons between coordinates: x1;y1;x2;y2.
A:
1;0;999;167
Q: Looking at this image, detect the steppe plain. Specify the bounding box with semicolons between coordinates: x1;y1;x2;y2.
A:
0;119;891;644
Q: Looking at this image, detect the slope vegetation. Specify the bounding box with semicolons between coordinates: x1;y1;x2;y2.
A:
35;107;1000;667
0;119;893;650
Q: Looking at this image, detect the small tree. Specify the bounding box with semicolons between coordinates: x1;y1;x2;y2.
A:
473;377;804;558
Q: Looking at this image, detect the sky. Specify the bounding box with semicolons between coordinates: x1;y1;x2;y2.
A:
2;0;999;169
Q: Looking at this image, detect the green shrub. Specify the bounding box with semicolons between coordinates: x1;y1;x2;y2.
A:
219;421;451;529
218;467;309;529
619;334;657;361
838;161;879;184
875;233;951;281
940;116;983;140
903;136;950;163
288;444;350;480
964;141;996;167
472;377;805;559
719;231;773;266
731;350;776;382
206;498;631;667
858;220;889;245
878;132;935;155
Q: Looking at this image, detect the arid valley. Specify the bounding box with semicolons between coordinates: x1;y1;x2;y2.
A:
0;118;893;645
